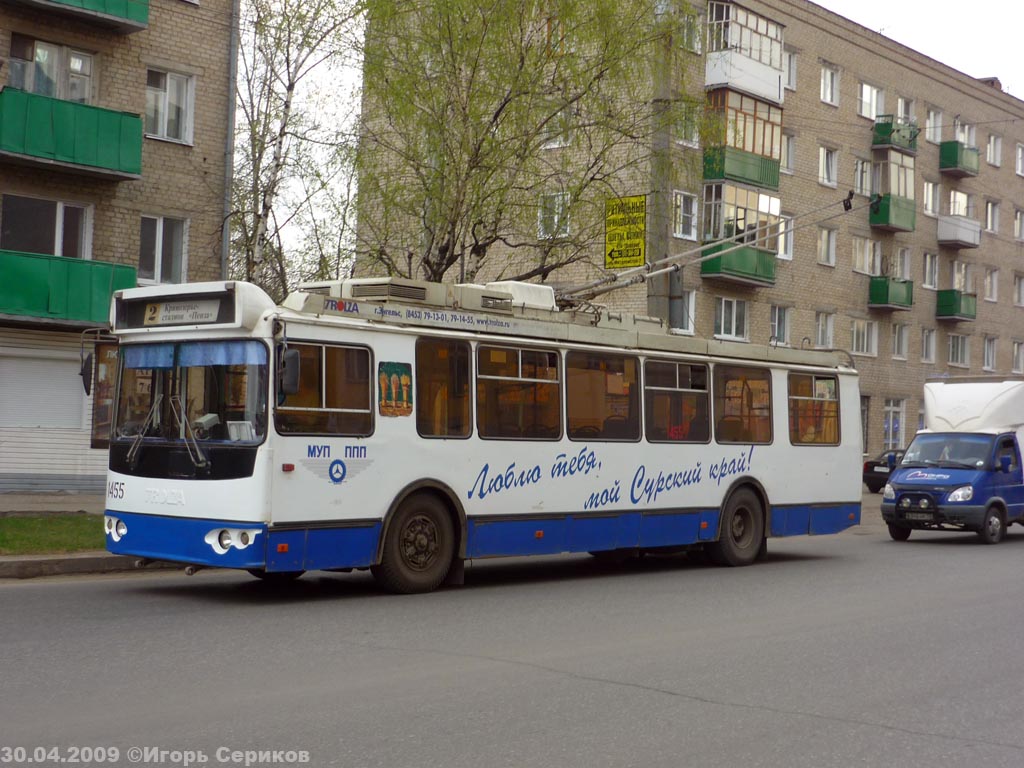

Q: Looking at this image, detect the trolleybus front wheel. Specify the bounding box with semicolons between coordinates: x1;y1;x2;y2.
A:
373;494;455;594
706;488;764;567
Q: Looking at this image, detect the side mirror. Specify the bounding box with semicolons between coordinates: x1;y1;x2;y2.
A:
1000;455;1012;473
280;348;300;396
80;353;94;396
887;453;897;470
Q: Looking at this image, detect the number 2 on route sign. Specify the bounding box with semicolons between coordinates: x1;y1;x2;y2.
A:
605;195;646;270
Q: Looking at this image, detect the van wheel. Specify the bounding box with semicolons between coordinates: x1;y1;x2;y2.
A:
372;494;454;593
978;507;1006;545
887;524;911;541
707;488;764;566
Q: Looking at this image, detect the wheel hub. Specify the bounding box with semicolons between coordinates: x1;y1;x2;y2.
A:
401;515;438;571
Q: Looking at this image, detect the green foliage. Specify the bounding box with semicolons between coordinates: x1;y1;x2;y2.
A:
0;515;105;555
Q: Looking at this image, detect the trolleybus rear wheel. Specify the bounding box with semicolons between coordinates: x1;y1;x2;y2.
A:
373;494;454;593
706;488;764;567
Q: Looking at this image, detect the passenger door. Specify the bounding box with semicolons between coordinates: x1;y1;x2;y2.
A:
991;436;1024;523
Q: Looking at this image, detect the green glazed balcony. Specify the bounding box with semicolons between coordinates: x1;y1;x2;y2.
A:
939;141;979;177
6;0;148;32
935;289;976;321
0;249;136;326
703;146;780;190
872;116;918;153
0;89;142;179
868;277;913;310
700;242;776;286
869;194;916;232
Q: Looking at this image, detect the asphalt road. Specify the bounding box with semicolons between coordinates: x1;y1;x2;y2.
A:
3;494;1024;768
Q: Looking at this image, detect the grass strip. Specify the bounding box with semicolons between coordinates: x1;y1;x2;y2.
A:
0;515;106;555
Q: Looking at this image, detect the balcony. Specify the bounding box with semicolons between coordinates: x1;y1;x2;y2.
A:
869;194;916;232
868;277;913;310
937;213;981;248
939;141;979;177
700;243;776;286
872;116;918;153
5;0;148;32
0;249;136;327
0;89;142;180
705;50;784;106
703;146;780;190
935;289;976;322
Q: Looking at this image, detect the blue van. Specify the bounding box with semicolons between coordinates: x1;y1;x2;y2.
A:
881;380;1024;544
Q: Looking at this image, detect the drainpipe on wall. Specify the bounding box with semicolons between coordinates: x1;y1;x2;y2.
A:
221;0;242;280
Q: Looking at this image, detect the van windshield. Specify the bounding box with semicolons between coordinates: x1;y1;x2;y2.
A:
901;433;993;470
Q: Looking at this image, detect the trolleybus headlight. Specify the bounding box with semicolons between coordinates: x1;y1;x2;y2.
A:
104;516;114;534
115;520;128;538
947;485;974;503
105;515;127;541
218;530;233;549
205;527;262;555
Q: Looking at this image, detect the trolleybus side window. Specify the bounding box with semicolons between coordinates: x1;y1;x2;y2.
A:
788;373;840;445
713;364;772;444
477;345;561;439
644;360;710;443
566;351;640;441
416;338;472;438
275;343;372;436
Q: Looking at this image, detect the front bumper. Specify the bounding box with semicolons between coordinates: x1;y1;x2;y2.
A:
105;511;268;569
881;502;987;529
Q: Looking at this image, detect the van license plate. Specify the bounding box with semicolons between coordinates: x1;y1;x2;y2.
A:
905;512;933;521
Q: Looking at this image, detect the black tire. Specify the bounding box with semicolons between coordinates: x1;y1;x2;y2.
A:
247;569;304;583
372;494;454;593
887;523;912;541
978;507;1006;545
865;481;883;494
707;488;764;567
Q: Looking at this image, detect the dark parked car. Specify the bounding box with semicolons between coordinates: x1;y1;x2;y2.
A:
863;450;904;493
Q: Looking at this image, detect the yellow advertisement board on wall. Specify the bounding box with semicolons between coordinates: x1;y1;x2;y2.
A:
605;195;646;270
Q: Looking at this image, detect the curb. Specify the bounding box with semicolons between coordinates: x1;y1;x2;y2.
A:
0;551;180;580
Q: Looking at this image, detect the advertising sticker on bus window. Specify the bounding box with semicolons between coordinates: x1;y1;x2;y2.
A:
379;362;412;417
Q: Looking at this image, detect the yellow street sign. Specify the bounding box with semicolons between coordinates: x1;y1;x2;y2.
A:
605;195;646;270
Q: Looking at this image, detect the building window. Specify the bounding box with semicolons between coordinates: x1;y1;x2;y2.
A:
146;69;194;143
1014;341;1024;374
853;159;874;196
983;336;997;371
770;305;791;345
777;214;793;260
706;89;783;161
780;133;795;173
139;215;186;284
926;107;942;143
672;191;698;240
784;49;797;90
8;33;93;104
985;200;1000;233
984;268;999;302
541;107;572;149
702;183;780;249
0;194;89;258
817;227;836;266
680;10;703;53
820;64;839;105
921;328;936;363
857;82;883;119
893;247;911;280
923;181;939;216
948;333;969;367
1017;144;1024;176
1016;210;1024;240
819;146;837;186
922;252;938;289
815;311;834;348
883;398;905;450
851;319;878;356
987;135;1002;166
952;260;971;292
954;118;976;147
1016;275;1024;306
675;289;696;334
714;297;748;341
949;189;970;218
538;192;569;238
675;99;702;146
706;2;782;68
892;323;908;360
896;96;914;123
852;236;881;275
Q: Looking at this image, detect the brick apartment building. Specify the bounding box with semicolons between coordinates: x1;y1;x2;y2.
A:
0;0;237;491
356;0;1024;458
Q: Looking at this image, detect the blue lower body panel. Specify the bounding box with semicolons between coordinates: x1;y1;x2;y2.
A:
770;503;861;536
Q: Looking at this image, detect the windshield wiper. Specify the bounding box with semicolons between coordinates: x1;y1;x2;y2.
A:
126;394;162;470
169;396;210;470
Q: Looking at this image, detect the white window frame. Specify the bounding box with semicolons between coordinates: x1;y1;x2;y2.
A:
672;190;698;240
954;118;976;148
784;49;797;91
1017;144;1024;176
770;305;791;346
894;247;911;280
538;192;570;239
815;311;834;348
714;297;748;341
1015;275;1024;306
820;64;838;105
984;268;999;302
8;34;94;105
985;200;1000;233
926;108;943;144
817;227;836;266
922;252;938;290
852;236;881;276
987;134;1002;166
1014;341;1024;374
883;398;906;451
892;323;908;360
853;158;873;197
780;133;795;174
948;333;970;367
819;146;837;187
857;82;883;120
921;328;936;363
0;194;92;259
138;214;188;285
850;318;878;356
983;336;997;371
674;288;697;335
952;260;971;293
1016;209;1024;241
896;96;914;124
923;181;939;217
145;68;195;144
777;214;793;260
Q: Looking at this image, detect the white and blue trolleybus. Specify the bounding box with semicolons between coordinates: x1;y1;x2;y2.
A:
94;277;862;592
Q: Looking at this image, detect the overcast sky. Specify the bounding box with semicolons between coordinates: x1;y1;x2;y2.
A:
812;0;1020;99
